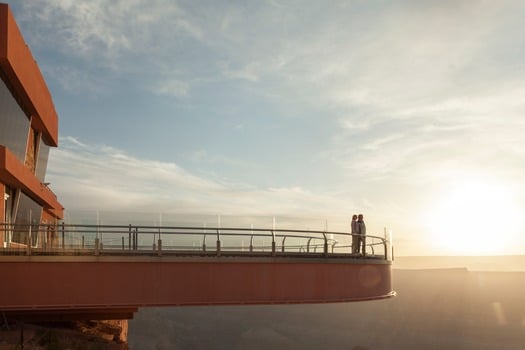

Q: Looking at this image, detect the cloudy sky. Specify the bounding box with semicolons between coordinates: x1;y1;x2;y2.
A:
9;1;525;256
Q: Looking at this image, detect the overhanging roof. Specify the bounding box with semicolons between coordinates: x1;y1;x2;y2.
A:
0;3;59;147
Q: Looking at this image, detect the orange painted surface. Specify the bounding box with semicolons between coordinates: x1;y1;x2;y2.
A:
0;4;58;146
41;209;59;226
0;145;63;218
0;257;393;318
0;6;5;67
2;307;139;322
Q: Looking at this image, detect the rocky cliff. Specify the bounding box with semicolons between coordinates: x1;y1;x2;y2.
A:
0;320;128;349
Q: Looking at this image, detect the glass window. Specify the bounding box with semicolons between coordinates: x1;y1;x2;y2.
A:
25;127;37;172
12;192;42;246
0;77;30;163
35;141;50;182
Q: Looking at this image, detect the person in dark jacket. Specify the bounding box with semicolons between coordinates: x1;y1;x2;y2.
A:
357;214;366;255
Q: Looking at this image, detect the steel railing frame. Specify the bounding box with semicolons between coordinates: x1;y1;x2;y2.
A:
0;223;392;260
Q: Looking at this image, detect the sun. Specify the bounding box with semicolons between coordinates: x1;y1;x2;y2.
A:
425;180;519;255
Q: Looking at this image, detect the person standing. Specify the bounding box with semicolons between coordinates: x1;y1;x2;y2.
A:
357;214;366;256
351;214;359;254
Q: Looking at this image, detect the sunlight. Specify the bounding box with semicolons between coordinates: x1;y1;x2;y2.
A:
426;180;520;255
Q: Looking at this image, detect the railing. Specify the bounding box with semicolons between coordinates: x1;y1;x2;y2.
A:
0;223;393;260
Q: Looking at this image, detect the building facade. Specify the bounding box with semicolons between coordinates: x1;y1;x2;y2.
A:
0;3;63;248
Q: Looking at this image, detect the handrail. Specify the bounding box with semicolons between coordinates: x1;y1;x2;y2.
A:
0;223;392;261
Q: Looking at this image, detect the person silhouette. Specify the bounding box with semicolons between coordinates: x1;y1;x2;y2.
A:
351;214;359;254
357;214;366;256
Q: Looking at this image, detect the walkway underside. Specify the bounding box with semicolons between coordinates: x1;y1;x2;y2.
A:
0;255;393;321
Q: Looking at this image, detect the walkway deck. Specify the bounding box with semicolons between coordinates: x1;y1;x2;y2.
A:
0;224;395;321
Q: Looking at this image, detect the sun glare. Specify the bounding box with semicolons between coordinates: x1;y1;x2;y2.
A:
426;180;519;255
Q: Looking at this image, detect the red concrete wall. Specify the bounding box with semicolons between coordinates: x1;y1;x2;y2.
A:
0;257;393;313
0;4;58;146
0;5;5;59
0;145;63;218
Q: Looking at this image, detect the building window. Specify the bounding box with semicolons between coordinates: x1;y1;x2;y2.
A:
0;78;31;163
35;141;50;182
25;127;39;173
11;192;42;246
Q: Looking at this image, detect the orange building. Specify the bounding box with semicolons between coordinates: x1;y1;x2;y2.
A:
0;3;63;248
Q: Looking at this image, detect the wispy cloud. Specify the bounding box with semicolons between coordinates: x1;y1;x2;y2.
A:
19;0;525;115
185;149;247;167
20;0;202;60
18;0;209;96
41;65;109;95
48;137;352;219
151;78;189;98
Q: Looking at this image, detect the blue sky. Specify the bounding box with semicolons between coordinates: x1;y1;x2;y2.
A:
9;1;525;255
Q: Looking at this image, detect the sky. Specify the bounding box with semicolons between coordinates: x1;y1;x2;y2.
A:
8;0;525;256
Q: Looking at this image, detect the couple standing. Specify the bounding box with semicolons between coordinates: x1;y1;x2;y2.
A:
351;214;366;255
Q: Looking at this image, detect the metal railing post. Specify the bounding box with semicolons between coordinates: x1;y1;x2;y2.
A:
122;236;125;250
216;229;221;257
94;238;100;256
323;233;328;257
202;224;207;252
42;227;47;252
26;226;31;256
307;238;312;253
281;236;286;253
392;245;395;261
156;226;161;254
61;222;65;250
271;230;276;256
249;225;254;252
383;237;388;260
128;224;132;250
82;235;85;249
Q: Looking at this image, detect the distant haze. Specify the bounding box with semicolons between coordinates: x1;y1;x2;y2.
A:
394;255;525;272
